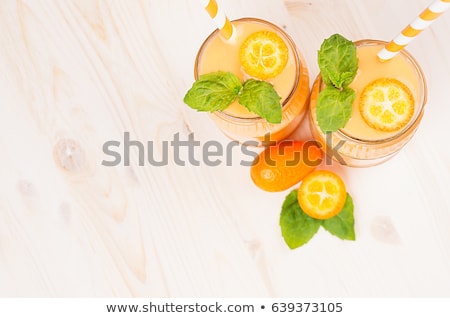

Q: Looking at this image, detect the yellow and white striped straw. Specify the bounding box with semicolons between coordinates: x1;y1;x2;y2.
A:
378;0;450;61
201;0;235;40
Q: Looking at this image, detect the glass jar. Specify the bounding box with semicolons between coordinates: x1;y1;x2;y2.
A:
194;18;309;145
309;39;427;167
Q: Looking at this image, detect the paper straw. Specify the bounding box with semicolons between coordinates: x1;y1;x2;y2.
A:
378;0;450;61
200;0;235;40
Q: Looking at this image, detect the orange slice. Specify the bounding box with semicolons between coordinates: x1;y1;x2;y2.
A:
239;30;288;79
298;170;346;220
359;78;414;132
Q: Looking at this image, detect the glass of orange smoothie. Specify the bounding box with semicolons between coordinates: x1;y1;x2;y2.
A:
309;39;427;167
194;18;309;144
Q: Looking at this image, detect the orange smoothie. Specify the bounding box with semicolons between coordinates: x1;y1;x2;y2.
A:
309;40;427;167
195;18;309;144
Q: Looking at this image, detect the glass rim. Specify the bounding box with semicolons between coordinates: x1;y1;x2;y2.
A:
320;39;428;146
194;17;303;123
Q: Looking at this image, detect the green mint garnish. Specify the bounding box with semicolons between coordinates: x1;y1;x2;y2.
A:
316;34;358;133
279;189;321;249
238;79;282;124
184;71;242;112
183;72;282;124
318;34;358;88
280;190;355;249
316;86;355;133
321;194;355;240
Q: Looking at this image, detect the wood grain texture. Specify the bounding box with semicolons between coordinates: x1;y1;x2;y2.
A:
0;0;449;297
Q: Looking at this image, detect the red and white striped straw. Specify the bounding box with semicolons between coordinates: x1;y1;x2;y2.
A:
378;0;450;61
200;0;235;40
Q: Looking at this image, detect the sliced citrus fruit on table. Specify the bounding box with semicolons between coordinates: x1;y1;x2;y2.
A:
250;140;322;192
239;30;289;80
359;78;414;132
297;170;346;220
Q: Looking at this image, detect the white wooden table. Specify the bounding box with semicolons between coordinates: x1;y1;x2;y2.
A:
0;0;449;297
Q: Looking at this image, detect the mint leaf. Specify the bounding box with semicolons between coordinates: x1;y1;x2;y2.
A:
318;34;358;88
184;71;242;112
316;86;355;133
239;79;282;124
316;34;358;133
321;194;355;240
280;190;321;249
184;72;284;122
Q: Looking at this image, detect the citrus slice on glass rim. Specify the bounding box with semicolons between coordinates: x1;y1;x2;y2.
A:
239;30;289;80
359;78;414;132
297;170;347;220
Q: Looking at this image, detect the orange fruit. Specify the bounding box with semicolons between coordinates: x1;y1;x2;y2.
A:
298;170;346;220
359;78;414;132
250;141;322;192
239;30;289;79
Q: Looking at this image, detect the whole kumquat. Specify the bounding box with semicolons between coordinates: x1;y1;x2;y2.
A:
250;140;322;192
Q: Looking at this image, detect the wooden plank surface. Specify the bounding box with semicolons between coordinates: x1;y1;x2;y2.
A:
0;0;449;297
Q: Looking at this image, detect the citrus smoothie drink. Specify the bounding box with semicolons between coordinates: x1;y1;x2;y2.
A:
194;18;309;144
309;40;427;167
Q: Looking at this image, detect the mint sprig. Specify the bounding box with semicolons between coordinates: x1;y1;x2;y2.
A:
184;71;282;124
318;34;358;88
184;71;242;112
279;190;321;249
316;86;355;133
238;79;282;124
316;34;358;133
322;195;355;240
280;190;355;249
